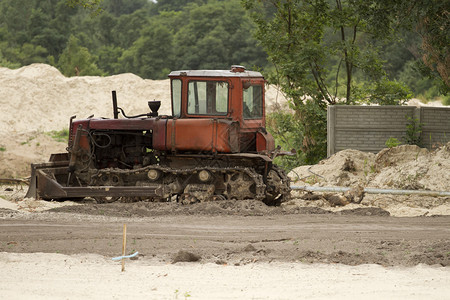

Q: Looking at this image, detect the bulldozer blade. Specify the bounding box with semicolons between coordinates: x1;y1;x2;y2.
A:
26;161;163;200
25;161;70;199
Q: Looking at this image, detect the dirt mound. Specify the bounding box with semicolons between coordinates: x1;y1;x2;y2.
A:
290;144;450;192
374;145;429;169
371;144;450;191
290;149;376;187
288;143;450;216
48;200;284;217
172;250;201;263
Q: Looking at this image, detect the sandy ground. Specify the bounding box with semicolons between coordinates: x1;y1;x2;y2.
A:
1;252;449;300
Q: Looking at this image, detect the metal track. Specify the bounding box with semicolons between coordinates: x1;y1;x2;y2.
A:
89;164;268;203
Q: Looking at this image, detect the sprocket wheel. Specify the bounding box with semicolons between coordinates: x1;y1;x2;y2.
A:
264;166;291;206
224;171;256;200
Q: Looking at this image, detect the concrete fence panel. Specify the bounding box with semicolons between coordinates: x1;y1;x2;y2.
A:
327;105;450;156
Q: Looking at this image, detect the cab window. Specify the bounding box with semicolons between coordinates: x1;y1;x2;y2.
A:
187;81;228;116
243;85;263;119
171;79;182;117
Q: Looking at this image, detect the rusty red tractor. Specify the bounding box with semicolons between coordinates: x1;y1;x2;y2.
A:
26;66;291;205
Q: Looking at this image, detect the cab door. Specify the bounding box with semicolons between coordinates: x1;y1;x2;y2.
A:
239;80;267;152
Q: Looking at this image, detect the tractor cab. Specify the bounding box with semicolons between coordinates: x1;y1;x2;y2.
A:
168;65;273;153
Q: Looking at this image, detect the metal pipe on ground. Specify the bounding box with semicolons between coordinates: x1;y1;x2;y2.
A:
0;178;29;184
290;185;450;197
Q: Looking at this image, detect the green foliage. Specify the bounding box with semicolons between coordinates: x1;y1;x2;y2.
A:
0;0;267;79
153;0;205;13
0;51;20;69
397;60;442;101
296;100;327;164
0;0;445;100
385;137;401;148
119;21;174;79
66;0;103;14
58;35;103;76
0;146;6;152
382;0;449;94
266;110;305;171
96;45;123;75
243;0;412;165
172;1;267;70
244;0;412;104
403;117;424;147
352;77;412;105
0;0;72;67
442;95;450;106
11;43;48;65
111;9;151;49
267;101;326;169
104;0;149;17
47;129;70;143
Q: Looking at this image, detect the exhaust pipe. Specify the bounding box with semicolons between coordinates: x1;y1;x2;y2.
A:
112;90;119;119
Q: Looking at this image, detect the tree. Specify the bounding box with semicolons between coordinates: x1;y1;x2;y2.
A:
66;0;103;13
152;0;207;14
13;43;48;65
119;23;174;79
97;45;123;74
29;8;68;58
173;0;268;70
387;0;449;93
243;0;411;164
111;9;150;49
103;0;151;17
0;0;34;46
58;35;103;76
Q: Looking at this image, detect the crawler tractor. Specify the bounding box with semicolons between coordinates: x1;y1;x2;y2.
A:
26;66;291;205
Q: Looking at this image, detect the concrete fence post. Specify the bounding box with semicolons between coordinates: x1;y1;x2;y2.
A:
327;106;336;157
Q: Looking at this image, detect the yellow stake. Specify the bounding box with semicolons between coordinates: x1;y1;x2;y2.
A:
122;224;127;272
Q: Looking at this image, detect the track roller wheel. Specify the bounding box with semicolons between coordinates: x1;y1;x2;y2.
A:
94;196;120;204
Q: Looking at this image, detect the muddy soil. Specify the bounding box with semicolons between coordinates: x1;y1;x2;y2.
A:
0;202;449;267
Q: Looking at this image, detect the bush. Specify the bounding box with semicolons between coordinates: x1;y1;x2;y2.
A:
385;137;401;148
266;110;305;172
442;95;450;106
403;117;423;147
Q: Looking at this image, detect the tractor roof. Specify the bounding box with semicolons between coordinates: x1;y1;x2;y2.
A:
169;66;263;78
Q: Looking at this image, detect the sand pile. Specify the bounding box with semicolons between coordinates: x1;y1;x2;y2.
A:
287;144;450;216
0;64;172;133
0;132;65;178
